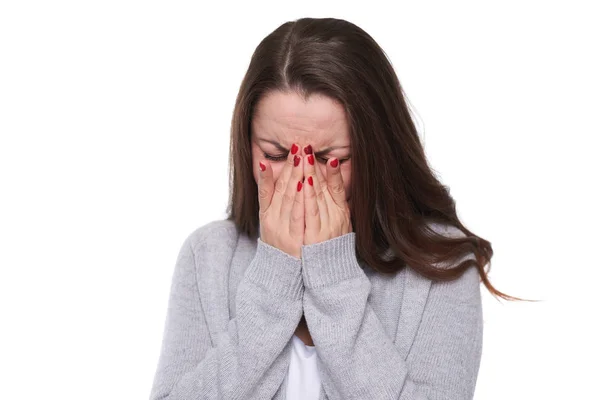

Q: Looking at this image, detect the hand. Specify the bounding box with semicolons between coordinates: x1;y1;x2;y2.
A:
257;143;305;259
302;145;353;246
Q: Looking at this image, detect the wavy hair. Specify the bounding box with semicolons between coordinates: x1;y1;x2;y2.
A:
226;17;527;301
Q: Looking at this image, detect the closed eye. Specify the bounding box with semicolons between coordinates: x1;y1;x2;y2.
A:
263;152;349;164
262;153;287;162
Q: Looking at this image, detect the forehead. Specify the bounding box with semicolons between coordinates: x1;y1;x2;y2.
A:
252;90;350;145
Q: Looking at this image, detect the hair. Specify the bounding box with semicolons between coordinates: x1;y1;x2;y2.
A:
226;17;529;302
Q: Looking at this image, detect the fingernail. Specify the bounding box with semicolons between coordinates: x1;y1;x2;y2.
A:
308;154;314;165
259;161;266;172
291;143;299;155
330;158;339;168
294;155;301;167
308;176;313;186
303;144;313;155
297;181;303;191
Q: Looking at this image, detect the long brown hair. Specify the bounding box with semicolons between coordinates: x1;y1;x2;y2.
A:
226;17;529;302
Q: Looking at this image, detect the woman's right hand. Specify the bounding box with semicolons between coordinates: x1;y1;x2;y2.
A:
257;143;305;259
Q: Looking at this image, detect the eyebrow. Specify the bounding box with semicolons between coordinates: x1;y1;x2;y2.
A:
258;138;350;157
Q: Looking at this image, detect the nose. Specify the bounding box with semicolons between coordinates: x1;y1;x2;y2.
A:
300;143;312;154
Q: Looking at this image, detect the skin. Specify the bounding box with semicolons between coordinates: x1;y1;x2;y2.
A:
250;90;353;346
251;90;352;209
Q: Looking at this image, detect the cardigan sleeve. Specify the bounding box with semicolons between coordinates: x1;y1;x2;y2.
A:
149;234;304;400
300;232;483;400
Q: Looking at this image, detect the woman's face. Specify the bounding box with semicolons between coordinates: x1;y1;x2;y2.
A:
250;90;352;209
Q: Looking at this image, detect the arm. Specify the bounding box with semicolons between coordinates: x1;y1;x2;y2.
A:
300;232;483;400
149;233;304;400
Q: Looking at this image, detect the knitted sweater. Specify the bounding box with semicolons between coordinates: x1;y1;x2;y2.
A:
149;219;483;400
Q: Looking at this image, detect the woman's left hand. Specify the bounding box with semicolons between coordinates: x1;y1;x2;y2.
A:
302;146;353;245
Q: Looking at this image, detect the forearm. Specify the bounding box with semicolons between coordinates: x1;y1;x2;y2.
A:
150;237;304;400
301;232;483;400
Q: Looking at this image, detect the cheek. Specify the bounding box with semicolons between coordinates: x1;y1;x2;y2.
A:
252;157;260;185
251;147;260;184
342;166;351;198
344;178;351;199
272;164;284;182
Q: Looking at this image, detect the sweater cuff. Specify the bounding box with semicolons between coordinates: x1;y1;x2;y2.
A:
301;232;366;289
244;238;304;300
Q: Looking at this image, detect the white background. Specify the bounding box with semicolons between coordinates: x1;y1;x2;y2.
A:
1;1;598;399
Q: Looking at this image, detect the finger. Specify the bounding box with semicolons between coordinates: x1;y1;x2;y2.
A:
307;148;330;229
270;143;299;216
326;157;347;207
280;148;303;233
289;166;305;239
257;159;274;216
302;146;322;233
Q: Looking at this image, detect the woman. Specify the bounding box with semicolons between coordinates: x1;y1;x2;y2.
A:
149;17;522;400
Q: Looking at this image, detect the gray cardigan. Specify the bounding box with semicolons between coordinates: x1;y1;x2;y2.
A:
149;219;483;400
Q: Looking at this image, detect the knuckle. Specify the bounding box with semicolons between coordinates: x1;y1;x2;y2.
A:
309;206;319;218
283;192;294;204
317;190;326;202
291;212;303;223
258;187;270;199
331;183;344;194
275;179;286;193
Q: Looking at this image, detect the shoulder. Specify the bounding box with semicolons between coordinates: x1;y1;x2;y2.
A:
184;218;240;256
424;220;481;297
425;220;467;239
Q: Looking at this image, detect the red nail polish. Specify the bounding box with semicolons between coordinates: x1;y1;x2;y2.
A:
308;176;313;186
308;154;314;165
297;181;303;191
294;155;301;166
291;144;299;155
304;145;313;155
259;162;266;172
330;158;339;168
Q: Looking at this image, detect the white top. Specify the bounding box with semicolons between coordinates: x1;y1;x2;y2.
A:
285;334;321;399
